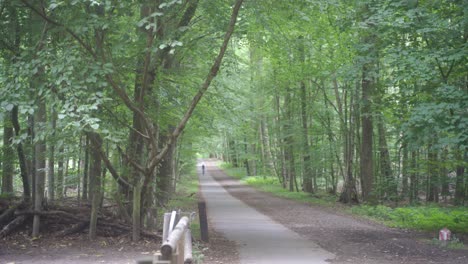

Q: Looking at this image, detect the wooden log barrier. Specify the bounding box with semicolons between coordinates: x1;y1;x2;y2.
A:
184;229;193;264
161;216;190;258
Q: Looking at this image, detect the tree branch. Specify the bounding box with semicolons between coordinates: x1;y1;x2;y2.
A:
87;132;130;188
20;0;97;59
149;0;244;171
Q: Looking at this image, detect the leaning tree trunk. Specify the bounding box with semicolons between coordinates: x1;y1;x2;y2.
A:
12;106;31;199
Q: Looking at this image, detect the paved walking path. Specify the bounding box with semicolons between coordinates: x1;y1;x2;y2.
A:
198;160;335;264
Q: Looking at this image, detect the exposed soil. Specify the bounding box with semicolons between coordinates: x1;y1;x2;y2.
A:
0;231;160;264
202;228;240;264
208;165;468;264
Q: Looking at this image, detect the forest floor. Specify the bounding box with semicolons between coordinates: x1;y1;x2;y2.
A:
2;163;467;264
206;161;468;264
1;231;160;264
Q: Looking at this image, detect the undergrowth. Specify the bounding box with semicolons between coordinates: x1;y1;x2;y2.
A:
351;205;468;233
219;162;468;242
219;162;336;206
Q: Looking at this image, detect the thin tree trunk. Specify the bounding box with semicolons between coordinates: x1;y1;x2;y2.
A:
454;149;466;205
339;84;359;204
12;106;31;199
57;146;64;199
401;143;409;199
48;110;56;200
2;117;14;195
377;118;394;200
32;97;47;238
427;146;439;203
409;150;419;203
88;132;102;240
82;135;89;200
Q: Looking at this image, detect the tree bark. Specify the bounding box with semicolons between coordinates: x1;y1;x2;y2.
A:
2;116;14;195
360;64;374;202
88;132;102;240
426;146;439;202
454;150;466;205
32;97;47;238
82;135;89;200
377;118;395;200
12;106;31;199
48;110;56;200
56;146;64;199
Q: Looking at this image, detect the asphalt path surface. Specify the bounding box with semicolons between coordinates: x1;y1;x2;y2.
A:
199;160;335;264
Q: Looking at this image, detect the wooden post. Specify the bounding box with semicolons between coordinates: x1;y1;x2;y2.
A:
162;213;172;241
198;201;209;242
184;229;193;264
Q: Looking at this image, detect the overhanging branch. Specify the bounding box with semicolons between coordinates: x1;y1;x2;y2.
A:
149;0;244;172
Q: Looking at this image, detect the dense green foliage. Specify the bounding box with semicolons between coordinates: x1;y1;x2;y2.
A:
0;0;244;240
352;205;468;233
204;0;468;206
0;0;466;241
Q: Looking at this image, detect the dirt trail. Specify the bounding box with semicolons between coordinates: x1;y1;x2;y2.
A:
205;160;468;264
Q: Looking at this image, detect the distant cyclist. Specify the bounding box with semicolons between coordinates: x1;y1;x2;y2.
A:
201;162;206;175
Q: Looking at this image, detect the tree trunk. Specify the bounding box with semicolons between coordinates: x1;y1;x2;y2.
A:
132;183;142;241
339;88;358;204
2;116;14;195
32;97;47;238
426;146;439;202
401;143;409;199
12;106;31;199
244;136;251;176
409;150;419;203
157;131;176;205
260;118;277;178
360;64;374;202
82;135;89;200
88;132;102;240
377;118;395;200
57;146;64;199
454;150;466;205
48;110;56;200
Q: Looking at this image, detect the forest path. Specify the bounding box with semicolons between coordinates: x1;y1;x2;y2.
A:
199;160;334;264
199;160;468;264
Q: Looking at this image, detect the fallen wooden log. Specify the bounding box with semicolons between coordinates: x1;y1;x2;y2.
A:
56;221;89;237
0;215;28;238
0;202;27;225
15;210;83;222
0;207;16;226
98;221;161;240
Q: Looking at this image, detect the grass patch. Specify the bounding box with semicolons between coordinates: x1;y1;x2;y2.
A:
351;205;468;233
218;162;246;180
218;162;337;207
243;176;336;206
